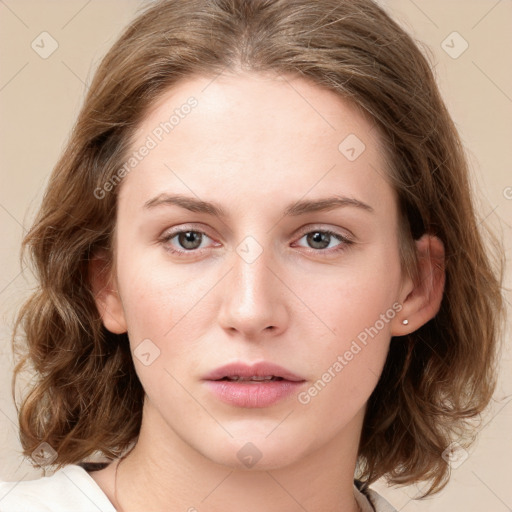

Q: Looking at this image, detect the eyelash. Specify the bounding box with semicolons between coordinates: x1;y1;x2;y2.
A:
159;226;354;257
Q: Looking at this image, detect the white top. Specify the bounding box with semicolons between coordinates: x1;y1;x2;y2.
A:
0;464;397;512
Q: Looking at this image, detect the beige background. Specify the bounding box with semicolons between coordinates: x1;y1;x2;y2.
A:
0;1;510;510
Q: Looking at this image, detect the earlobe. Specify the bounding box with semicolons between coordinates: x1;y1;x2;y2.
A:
88;252;127;334
391;234;446;336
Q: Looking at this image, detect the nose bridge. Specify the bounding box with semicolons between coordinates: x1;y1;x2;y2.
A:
218;232;286;336
234;234;271;300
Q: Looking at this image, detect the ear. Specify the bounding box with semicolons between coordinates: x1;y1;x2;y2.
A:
88;251;127;334
391;234;445;336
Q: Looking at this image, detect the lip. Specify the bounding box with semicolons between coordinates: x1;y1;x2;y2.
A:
202;361;306;408
202;361;305;382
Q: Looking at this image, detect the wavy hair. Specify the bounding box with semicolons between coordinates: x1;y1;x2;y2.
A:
12;0;505;497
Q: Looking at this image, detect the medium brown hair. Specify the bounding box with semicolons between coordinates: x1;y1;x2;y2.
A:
12;0;505;497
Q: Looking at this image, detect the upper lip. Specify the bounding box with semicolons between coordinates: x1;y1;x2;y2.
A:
203;361;305;382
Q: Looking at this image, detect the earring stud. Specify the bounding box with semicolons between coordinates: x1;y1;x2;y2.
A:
402;319;409;325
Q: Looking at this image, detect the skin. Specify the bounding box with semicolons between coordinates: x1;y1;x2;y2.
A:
89;71;445;512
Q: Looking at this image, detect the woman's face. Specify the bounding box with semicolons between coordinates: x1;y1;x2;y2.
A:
102;72;412;469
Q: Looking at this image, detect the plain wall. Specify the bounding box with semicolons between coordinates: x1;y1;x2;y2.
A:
1;1;510;510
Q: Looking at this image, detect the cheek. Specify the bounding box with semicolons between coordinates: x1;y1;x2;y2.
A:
302;243;402;344
295;287;397;434
116;260;203;398
114;244;179;352
116;247;219;365
120;267;171;333
294;244;401;405
301;278;397;381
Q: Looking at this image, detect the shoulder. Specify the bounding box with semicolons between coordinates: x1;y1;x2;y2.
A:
0;464;116;512
354;480;397;512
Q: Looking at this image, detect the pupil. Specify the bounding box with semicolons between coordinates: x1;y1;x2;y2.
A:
179;231;202;249
307;231;329;249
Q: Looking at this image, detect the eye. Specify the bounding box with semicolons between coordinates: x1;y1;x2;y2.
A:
294;228;353;254
160;229;216;255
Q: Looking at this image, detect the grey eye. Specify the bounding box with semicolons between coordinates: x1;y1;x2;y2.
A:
176;231;204;250
305;231;332;249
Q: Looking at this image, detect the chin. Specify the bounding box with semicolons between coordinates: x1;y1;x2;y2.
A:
196;431;312;471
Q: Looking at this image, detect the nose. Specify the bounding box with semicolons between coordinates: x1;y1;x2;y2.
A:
217;239;289;340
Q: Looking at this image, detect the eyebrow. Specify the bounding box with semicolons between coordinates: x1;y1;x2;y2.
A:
143;193;374;217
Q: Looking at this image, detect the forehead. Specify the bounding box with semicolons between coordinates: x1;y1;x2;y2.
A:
118;72;394;213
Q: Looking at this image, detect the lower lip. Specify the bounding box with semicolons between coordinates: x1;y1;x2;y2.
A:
204;379;305;408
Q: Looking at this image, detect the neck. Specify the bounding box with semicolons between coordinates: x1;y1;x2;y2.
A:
112;400;364;512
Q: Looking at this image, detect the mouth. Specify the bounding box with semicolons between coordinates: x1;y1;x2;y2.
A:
202;361;306;408
203;361;306;383
216;375;286;382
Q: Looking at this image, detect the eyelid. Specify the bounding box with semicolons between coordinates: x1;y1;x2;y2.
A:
294;223;355;241
161;223;214;239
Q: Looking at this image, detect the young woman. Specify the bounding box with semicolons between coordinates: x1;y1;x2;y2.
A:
1;0;505;511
